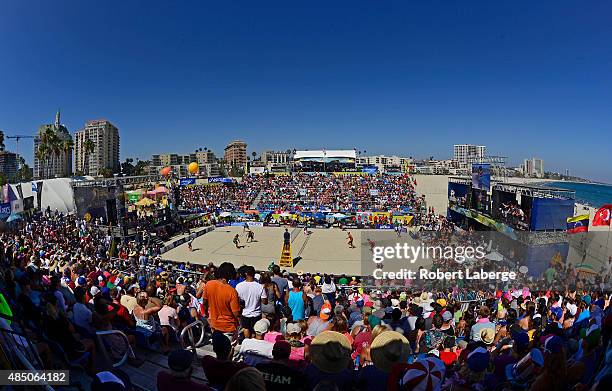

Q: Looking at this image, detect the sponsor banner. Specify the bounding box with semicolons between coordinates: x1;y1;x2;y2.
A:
230;222;264;227
362;167;378;174
344;224;358;229
215;223;230;227
377;224;394;229
180;178;196;186
0;202;11;219
249;167;265;174
11;199;23;214
265;222;281;227
208;176;234;184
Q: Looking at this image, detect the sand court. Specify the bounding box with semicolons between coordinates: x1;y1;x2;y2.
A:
163;226;372;275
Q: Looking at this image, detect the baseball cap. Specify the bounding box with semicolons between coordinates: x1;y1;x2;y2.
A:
442;311;453;322
77;276;87;286
253;319;270;335
286;323;301;335
90;286;101;296
320;303;332;320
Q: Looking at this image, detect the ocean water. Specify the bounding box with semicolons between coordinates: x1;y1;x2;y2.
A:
541;181;612;208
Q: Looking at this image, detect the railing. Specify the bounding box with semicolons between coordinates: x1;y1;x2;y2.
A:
180;319;206;357
96;330;134;368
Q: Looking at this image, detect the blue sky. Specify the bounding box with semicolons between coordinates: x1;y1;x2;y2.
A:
1;1;611;182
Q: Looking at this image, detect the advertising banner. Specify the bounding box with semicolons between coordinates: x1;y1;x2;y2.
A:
0;202;11;219
180;178;196;186
208;177;234;184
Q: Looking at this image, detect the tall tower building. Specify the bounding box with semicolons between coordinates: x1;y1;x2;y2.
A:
74;119;120;176
34;109;73;179
224;140;247;167
453;144;486;168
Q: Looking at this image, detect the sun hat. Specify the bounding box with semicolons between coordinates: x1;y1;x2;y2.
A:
467;347;490;372
370;331;411;373
480;328;495;345
90;286;101;296
254;319;270;335
399;356;446;391
436;298;447;307
391;298;400;308
309;331;352;374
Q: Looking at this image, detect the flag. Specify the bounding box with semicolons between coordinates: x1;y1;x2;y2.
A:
567;214;589;234
593;204;612;226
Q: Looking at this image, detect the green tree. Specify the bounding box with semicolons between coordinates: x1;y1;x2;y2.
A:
0;172;7;186
121;158;135;176
83;138;95;175
15;157;32;182
99;167;114;178
134;160;150;176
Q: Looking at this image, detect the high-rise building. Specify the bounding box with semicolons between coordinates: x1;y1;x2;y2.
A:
453;144;486;168
356;155;412;173
224;140;247;167
34;110;74;179
521;158;544;178
0;150;19;182
74;119;120;176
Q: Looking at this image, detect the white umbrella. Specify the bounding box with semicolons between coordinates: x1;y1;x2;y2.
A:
485;251;503;262
219;211;232;217
332;213;347;219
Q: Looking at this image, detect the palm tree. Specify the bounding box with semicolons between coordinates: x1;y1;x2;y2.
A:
83;138;95;175
38;127;60;178
251;151;257;161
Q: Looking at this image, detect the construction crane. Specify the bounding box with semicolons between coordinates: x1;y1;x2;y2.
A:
6;135;35;168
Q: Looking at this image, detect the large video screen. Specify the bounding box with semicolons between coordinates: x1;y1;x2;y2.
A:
448;182;469;207
471;163;491;190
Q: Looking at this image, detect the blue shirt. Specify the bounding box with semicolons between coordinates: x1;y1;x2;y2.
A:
288;291;305;321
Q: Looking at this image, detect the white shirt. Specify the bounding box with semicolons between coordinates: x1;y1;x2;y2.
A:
236;281;267;318
239;338;274;358
158;305;178;330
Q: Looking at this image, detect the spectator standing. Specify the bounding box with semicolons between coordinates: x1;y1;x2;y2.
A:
236;266;268;339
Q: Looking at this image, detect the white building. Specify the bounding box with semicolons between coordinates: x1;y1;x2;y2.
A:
74;119;120;176
521;158;544;178
356;155;411;173
453;144;486;168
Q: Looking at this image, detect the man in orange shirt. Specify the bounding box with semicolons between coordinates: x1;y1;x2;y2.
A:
202;262;241;343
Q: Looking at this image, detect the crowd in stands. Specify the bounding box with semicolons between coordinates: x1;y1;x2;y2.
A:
1;209;611;390
179;173;423;214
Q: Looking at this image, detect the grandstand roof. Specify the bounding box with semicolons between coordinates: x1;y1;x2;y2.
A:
293;149;356;161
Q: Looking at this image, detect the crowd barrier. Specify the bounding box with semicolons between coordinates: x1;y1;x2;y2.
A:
159;226;215;253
